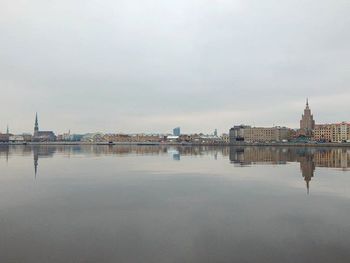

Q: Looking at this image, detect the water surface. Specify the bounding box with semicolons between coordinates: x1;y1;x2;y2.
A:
1;145;350;263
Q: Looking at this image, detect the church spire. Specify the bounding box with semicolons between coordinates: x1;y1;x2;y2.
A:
34;113;39;134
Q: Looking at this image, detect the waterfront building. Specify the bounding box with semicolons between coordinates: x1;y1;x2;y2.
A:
244;126;291;143
9;135;25;143
197;134;222;144
230;125;292;143
135;134;162;143
0;133;10;143
81;133;105;142
32;113;57;142
22;133;33;142
166;135;179;142
178;134;190;142
58;131;73;141
313;122;350;142
299;98;315;136
229;125;248;142
173;127;181;136
221;133;230;143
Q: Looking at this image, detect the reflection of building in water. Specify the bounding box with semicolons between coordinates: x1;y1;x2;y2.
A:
0;145;10;163
229;146;349;194
34;149;38;178
297;149;315;194
313;149;350;171
229;147;291;166
32;146;56;178
2;145;349;188
173;153;180;161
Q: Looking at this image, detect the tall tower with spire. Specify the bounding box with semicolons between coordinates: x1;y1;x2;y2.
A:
300;98;315;136
34;113;39;136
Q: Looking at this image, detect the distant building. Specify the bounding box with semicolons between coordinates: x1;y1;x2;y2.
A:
299;98;315;136
173;127;181;136
221;133;230;143
313;122;350;142
230;125;292;143
32;113;56;142
0;125;11;142
244;126;291;143
0;133;9;143
9;135;25;143
198;134;222;144
22;133;33;142
166;135;179;142
81;133;105;142
229;125;249;142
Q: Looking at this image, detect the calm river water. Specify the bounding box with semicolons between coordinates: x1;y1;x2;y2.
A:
0;145;350;263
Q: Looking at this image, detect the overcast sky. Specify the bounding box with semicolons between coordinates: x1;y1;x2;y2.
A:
0;0;349;134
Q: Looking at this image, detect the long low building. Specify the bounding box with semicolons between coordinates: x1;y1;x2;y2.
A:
230;125;292;143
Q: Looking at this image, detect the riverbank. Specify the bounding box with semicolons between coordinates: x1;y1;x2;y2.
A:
229;142;350;148
1;141;350;147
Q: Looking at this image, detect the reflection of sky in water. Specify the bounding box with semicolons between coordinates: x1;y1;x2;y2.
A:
0;146;350;263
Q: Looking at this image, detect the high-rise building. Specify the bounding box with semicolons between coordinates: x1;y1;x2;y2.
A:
173;127;180;136
300;98;315;136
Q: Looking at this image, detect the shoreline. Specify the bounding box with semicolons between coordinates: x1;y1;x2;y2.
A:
0;141;350;147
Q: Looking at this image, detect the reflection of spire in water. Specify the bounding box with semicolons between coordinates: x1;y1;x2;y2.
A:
6;147;9;164
299;153;315;195
33;148;39;179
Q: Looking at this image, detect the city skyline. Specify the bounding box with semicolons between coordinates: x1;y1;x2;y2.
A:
1;98;349;136
1;0;350;134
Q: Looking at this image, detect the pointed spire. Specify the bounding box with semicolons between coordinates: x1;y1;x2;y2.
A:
6;125;9;134
34;112;39;134
306;98;309;109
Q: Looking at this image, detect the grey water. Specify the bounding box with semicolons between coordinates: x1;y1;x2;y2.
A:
1;145;350;263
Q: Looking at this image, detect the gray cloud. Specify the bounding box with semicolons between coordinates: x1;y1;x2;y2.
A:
1;0;349;134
